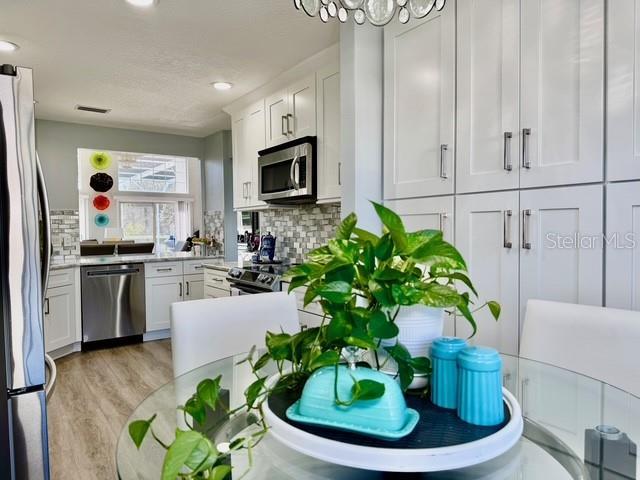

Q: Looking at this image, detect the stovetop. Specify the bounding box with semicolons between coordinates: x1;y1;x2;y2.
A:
227;262;299;291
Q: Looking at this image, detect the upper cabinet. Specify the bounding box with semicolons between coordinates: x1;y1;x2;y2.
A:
384;6;456;200
232;100;266;210
316;62;342;203
456;0;520;194
520;0;604;188
608;0;640;181
265;74;317;148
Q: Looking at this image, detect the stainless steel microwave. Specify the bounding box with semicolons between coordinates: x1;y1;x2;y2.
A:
258;136;316;204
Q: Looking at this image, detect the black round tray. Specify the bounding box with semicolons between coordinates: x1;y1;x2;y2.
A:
267;389;511;449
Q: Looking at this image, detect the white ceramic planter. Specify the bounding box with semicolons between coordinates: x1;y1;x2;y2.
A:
379;305;445;389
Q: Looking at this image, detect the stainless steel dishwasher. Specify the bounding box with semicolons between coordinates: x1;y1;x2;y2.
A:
81;263;146;346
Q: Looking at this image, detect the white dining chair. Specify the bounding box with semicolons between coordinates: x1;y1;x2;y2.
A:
170;292;301;378
521;299;640;397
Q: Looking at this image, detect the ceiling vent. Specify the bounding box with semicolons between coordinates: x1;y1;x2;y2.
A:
75;105;111;114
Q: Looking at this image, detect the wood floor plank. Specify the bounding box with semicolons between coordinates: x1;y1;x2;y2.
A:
47;340;172;480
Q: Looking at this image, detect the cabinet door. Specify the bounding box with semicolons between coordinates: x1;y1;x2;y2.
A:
289;74;316;140
455;192;520;354
244;100;267;208
232;114;248;209
184;274;205;301
316;64;341;203
384;6;455;200
385;196;455;336
385;196;454;244
456;0;520;194
44;285;75;352
265;90;289;147
299;311;324;330
145;275;183;332
205;287;230;299
608;0;640;181
606;182;640;310
520;0;604;188
519;185;604;324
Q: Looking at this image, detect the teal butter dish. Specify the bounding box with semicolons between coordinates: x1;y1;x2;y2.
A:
286;365;420;440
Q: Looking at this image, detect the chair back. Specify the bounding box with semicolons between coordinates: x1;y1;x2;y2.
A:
521;299;640;396
170;292;300;378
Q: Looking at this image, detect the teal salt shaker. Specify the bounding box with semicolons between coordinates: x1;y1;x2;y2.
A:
430;337;467;409
457;346;504;426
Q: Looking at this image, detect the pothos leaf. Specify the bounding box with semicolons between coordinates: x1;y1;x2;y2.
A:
336;212;358;240
352;379;386;401
372;201;408;251
308;350;340;371
210;465;232;480
128;414;156;450
245;377;267;408
197;376;222;411
161;430;209;480
183;395;206;425
488;300;501;320
368;310;399;339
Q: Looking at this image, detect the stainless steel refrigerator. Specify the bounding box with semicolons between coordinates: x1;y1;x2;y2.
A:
0;64;52;479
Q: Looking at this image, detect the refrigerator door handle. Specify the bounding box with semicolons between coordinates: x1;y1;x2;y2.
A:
36;153;52;296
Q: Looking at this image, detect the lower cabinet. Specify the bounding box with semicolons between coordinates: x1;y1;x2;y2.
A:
145;275;184;332
184;274;204;301
204;267;231;299
44;283;77;353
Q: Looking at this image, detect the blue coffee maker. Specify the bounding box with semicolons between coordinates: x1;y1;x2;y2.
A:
259;232;277;262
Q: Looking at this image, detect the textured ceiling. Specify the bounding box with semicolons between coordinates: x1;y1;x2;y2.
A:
0;0;339;137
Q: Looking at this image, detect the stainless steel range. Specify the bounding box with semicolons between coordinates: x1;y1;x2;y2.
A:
227;263;292;295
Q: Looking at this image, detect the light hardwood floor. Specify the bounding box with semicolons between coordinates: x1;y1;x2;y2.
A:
47;340;173;480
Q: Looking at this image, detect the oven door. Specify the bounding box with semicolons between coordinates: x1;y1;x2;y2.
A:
258;142;314;202
230;284;270;296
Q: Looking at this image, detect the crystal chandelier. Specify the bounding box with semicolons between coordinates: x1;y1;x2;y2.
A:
293;0;445;26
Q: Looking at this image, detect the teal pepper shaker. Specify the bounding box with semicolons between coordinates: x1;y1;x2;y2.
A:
430;337;468;409
457;346;504;426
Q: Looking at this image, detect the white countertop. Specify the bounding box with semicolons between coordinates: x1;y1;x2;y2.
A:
50;252;226;270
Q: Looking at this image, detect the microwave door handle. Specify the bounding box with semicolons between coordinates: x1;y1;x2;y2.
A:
289;155;300;190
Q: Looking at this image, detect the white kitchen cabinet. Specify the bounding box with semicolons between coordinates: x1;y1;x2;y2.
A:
299;310;324;330
519;185;604;323
384;5;455;200
265;90;289;148
455;192;520;355
184;273;204;301
145;275;183;332
385;196;455;337
385;196;454;244
608;0;640;181
44;284;76;353
265;75;316;148
232;100;266;210
520;0;604;188
456;0;520;194
605;182;640;310
316;62;341;203
204;267;231;299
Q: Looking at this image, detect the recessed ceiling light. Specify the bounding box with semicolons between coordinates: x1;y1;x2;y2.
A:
126;0;157;7
0;41;19;52
212;82;233;91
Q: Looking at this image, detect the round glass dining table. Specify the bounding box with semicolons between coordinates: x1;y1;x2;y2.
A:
116;354;640;479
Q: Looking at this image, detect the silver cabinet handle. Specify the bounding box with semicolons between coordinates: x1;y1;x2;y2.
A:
179;282;183;297
338;162;342;186
522;209;532;250
522;128;532;169
289;155;300;190
287;113;294;135
194;265;204;270
504;132;513;171
281;115;287;137
503;210;513;249
186;281;190;297
247;181;251;200
438;213;448;232
157;267;173;273
440;144;448;179
44;298;50;316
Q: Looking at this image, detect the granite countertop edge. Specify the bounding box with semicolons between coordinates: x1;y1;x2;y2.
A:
50;253;227;270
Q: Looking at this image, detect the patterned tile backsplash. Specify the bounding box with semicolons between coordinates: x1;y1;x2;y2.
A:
51;210;80;262
260;203;342;264
203;210;225;256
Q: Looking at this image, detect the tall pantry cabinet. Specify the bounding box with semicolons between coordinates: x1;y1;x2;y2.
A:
384;0;608;355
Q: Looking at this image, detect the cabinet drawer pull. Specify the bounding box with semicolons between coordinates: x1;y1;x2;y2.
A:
522;128;532;169
281;115;287;137
156;267;173;273
522;209;532;250
287;113;294;135
504;132;513;171
438;213;448;233
44;298;50;315
338;162;342;186
186;281;190;296
503;210;513;249
440;144;448;179
179;282;183;297
194;265;204;270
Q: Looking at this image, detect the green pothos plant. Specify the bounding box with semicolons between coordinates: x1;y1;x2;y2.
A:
128;202;499;479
